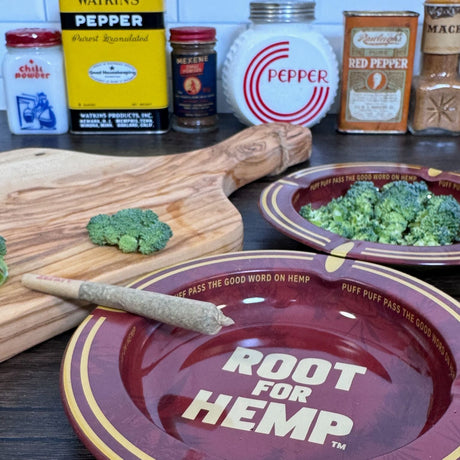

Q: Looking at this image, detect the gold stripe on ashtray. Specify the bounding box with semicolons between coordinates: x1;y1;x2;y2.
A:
352;262;460;322
444;446;460;460
136;251;316;290
361;249;460;262
260;184;330;247
62;315;123;460
292;162;422;179
63;315;157;460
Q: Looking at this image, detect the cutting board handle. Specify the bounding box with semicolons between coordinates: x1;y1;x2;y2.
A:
191;122;312;195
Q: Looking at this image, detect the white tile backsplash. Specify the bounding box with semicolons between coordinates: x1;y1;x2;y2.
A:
179;0;251;23
45;0;60;22
0;0;427;112
0;0;47;21
315;0;424;24
165;0;179;22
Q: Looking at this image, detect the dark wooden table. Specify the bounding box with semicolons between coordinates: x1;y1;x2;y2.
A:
0;113;459;459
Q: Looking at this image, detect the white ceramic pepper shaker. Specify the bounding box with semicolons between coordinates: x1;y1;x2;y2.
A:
2;28;69;135
223;1;338;128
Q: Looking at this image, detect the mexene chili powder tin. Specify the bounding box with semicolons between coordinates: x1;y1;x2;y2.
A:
169;27;218;133
59;0;169;133
338;11;419;134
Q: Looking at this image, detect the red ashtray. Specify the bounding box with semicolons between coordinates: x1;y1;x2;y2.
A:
60;251;460;459
259;163;460;266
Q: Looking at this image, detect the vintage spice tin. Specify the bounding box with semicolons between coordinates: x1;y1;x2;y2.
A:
338;11;419;134
169;27;218;133
59;0;169;133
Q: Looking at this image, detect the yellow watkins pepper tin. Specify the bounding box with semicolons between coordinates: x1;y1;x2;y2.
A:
59;0;169;133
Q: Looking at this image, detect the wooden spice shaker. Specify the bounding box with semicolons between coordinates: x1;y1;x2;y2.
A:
169;27;218;133
409;1;460;135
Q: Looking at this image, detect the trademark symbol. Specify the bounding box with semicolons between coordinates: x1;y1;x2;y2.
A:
331;441;347;450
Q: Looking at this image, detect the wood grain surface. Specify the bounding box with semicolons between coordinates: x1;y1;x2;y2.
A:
0;122;311;362
1;114;460;460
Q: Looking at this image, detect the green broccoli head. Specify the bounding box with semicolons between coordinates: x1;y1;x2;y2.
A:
0;236;8;286
352;226;379;243
327;183;379;240
86;208;173;255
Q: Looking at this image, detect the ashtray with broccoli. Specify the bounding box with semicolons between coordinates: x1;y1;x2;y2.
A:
259;163;460;266
299;180;460;247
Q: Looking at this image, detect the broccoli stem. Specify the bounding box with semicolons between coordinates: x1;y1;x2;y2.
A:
0;259;8;286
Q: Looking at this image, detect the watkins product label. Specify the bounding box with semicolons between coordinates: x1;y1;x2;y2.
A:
59;0;169;133
223;33;338;128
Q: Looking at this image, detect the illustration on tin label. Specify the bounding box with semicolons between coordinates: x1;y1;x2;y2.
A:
348;75;403;122
16;92;57;130
184;76;201;95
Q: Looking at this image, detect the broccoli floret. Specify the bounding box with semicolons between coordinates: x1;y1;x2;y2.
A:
85;214;112;245
299;179;460;246
86;208;173;254
345;182;380;238
118;234;139;253
138;222;173;254
375;180;429;223
300;182;379;240
0;236;8;286
300;198;353;238
406;194;460;246
377;211;409;245
345;181;380;215
352;226;379;243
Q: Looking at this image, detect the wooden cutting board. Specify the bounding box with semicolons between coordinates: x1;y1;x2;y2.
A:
0;123;311;362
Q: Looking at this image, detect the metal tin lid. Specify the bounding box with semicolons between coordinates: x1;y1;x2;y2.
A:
250;1;316;23
5;28;61;47
343;11;420;17
170;26;216;43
